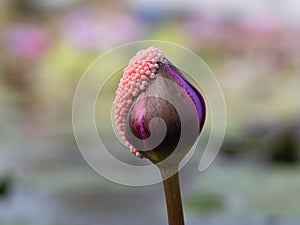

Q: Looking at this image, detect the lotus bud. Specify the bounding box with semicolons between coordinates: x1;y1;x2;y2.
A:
114;47;206;165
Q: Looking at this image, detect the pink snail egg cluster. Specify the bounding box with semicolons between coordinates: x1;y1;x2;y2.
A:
114;46;164;158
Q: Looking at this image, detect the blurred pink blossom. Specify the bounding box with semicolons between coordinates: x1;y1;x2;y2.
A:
4;25;49;59
63;8;144;51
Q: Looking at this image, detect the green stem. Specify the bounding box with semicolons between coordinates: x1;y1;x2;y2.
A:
159;166;185;225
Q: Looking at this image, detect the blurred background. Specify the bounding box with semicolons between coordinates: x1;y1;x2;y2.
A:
0;0;300;224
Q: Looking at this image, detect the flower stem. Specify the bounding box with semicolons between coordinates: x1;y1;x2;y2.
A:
159;166;185;225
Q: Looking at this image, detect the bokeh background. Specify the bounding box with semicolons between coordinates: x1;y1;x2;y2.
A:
1;0;300;224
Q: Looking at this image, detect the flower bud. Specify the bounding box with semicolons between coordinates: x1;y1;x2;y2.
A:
114;47;205;164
